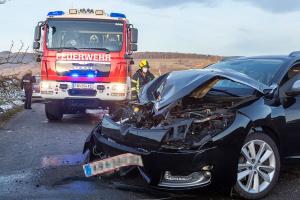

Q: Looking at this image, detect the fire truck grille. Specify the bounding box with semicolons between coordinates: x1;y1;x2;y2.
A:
68;89;97;96
56;62;111;77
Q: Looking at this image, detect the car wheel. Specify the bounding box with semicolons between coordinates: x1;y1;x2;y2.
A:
234;133;280;199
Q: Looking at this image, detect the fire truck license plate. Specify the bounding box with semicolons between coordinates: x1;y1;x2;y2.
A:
83;153;143;177
73;83;93;89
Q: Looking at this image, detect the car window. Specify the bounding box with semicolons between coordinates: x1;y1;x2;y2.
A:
288;65;300;79
279;64;300;97
208;58;284;85
209;79;255;97
214;79;247;88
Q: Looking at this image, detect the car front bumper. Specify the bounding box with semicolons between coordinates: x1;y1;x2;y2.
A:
83;113;251;190
86;130;215;189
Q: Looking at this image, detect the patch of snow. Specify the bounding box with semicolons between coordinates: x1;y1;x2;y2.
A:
0;104;13;111
0;78;22;115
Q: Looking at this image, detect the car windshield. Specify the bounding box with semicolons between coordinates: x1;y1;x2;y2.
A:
46;19;124;52
208;58;284;86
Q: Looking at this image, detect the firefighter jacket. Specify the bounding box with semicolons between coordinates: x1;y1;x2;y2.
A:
131;69;155;99
21;74;36;91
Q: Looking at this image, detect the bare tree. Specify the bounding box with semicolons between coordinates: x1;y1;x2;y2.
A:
0;41;29;65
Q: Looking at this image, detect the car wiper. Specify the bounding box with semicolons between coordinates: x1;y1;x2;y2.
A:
79;48;110;54
210;88;240;97
57;47;81;52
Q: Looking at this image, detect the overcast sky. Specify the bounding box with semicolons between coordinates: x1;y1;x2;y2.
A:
1;0;300;56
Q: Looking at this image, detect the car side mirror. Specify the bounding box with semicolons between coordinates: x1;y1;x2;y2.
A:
286;80;300;97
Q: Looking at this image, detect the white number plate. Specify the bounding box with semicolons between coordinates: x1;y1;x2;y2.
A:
83;153;143;177
73;83;93;89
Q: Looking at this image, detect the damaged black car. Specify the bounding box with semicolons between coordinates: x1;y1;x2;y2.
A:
83;52;300;199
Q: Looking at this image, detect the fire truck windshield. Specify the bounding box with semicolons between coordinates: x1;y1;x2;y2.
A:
46;19;124;52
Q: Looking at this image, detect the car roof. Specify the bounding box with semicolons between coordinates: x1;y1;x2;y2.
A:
227;55;289;61
225;53;300;62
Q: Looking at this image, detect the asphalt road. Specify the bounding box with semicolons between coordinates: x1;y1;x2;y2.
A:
1;103;300;200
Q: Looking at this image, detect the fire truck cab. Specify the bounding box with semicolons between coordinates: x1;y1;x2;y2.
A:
33;9;138;121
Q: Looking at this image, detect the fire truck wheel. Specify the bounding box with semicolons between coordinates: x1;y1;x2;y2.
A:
45;102;63;121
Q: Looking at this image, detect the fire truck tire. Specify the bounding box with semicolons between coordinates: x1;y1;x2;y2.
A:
45;102;63;121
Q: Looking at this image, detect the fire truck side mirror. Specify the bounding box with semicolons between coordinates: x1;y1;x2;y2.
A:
130;43;138;52
35;54;42;63
130;28;138;44
33;41;40;50
34;25;41;41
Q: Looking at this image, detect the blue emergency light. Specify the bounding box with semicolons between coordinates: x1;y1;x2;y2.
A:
47;11;65;17
110;12;126;18
71;73;79;78
87;74;95;78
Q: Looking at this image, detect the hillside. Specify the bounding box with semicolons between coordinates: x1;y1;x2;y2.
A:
132;52;222;75
0;52;223;77
0;52;39;78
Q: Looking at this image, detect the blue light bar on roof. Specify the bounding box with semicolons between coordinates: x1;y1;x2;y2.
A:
47;11;65;17
110;12;126;18
71;73;79;78
87;74;95;78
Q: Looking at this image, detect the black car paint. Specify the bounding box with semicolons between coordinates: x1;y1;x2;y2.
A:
83;55;300;189
139;68;270;110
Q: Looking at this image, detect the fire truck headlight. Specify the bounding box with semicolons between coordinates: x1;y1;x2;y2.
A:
41;81;51;90
112;84;126;93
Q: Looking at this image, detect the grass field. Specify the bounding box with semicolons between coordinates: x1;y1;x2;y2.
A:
133;58;221;76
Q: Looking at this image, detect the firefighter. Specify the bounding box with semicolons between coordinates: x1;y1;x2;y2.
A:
131;60;155;99
21;70;36;109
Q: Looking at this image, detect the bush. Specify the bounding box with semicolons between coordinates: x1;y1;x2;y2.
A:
0;74;22;114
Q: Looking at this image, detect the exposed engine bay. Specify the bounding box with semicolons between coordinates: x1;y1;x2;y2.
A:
109;94;251;150
100;69;265;150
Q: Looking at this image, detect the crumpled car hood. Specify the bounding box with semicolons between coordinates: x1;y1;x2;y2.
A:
139;68;271;110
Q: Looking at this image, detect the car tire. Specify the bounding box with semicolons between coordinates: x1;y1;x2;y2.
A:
45;102;63;121
233;132;280;199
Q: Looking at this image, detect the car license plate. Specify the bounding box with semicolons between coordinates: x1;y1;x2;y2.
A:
73;83;93;89
83;153;143;177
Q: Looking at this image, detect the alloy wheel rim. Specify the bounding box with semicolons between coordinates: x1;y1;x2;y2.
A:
237;139;276;194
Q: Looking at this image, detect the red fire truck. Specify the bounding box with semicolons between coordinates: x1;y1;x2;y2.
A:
33;9;138;121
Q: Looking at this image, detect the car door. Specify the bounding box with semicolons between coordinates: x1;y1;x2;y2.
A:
279;64;300;157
